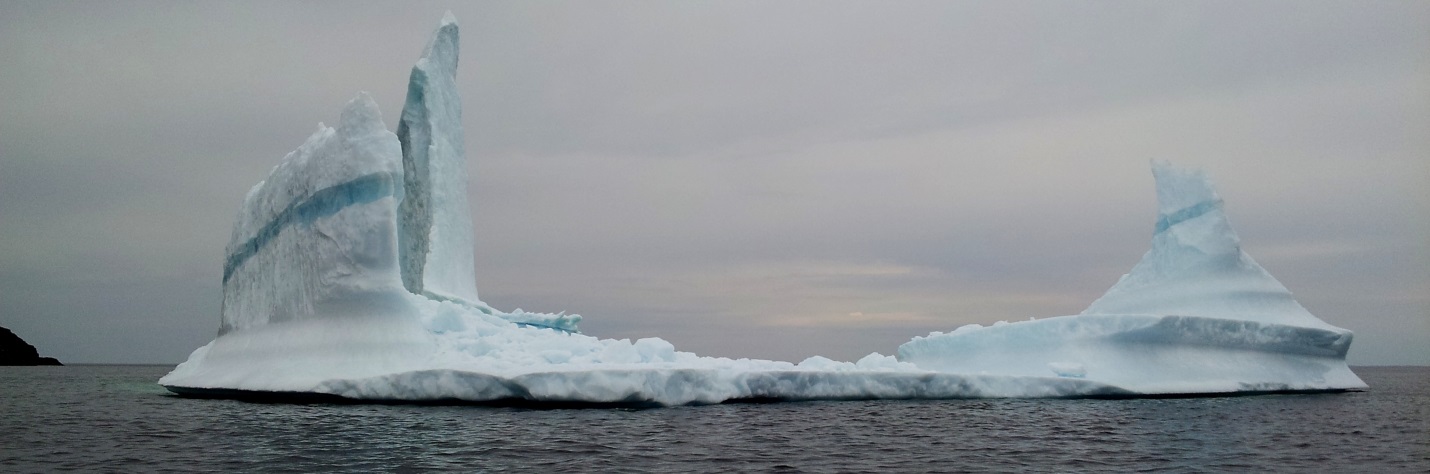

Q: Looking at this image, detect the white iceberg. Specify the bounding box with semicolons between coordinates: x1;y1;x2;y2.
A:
395;12;480;309
898;162;1365;394
160;14;1364;405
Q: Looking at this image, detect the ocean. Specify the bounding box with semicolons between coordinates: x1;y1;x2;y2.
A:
2;365;1425;472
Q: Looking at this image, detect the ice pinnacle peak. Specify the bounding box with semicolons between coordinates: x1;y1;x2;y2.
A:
1150;161;1226;236
397;12;480;306
1151;160;1221;219
418;13;459;74
338;92;386;135
1146;161;1240;257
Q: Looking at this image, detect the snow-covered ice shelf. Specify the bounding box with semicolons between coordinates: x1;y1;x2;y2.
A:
160;13;1365;406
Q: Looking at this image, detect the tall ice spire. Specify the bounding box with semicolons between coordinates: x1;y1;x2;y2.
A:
396;12;482;305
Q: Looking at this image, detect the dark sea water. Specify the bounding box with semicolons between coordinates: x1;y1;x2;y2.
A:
2;366;1426;472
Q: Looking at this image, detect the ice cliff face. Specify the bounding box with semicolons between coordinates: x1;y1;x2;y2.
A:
396;12;482;307
219;93;407;335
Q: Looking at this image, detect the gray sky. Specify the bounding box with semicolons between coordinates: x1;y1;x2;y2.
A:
1;1;1426;365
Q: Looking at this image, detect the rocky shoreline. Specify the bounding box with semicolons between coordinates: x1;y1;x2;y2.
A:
1;327;62;366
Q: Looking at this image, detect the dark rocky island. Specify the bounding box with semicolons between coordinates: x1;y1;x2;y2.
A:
1;327;62;366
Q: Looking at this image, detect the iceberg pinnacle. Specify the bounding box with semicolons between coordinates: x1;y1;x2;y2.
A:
396;14;479;306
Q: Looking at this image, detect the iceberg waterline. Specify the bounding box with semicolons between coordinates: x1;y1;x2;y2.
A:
160;13;1364;405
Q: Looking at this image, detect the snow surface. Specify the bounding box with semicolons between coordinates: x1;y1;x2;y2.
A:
161;14;1364;405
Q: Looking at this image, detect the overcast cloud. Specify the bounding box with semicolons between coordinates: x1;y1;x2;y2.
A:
1;1;1426;365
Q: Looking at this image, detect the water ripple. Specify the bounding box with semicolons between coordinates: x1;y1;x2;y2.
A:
1;366;1426;472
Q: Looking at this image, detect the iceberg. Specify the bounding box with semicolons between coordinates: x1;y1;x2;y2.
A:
897;163;1365;394
160;14;1364;405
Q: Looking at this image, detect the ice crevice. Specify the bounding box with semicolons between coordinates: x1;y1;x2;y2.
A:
160;14;1365;405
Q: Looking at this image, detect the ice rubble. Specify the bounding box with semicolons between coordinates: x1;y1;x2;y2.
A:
160;14;1364;405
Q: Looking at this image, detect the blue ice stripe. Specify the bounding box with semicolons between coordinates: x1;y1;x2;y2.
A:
1155;199;1223;234
513;322;578;333
222;172;400;283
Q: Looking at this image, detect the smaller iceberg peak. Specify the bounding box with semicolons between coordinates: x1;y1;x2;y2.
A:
1082;162;1337;330
338;92;387;135
1151;162;1227;237
1147;162;1239;258
1152;160;1222;220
